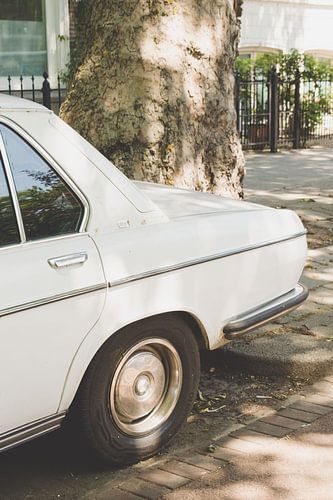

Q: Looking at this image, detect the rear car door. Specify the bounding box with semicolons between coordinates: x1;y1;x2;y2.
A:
0;122;106;435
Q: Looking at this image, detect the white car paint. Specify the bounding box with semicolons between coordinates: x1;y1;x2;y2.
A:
0;96;307;444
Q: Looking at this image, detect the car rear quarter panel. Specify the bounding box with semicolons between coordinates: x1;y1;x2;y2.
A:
58;213;307;412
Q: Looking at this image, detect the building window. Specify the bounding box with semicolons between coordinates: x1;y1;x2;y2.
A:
305;51;333;66
239;47;282;60
0;0;47;77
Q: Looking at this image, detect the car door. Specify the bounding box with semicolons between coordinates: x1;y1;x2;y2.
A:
0;122;106;435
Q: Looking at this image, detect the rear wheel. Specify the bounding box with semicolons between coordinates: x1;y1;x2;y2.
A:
75;315;200;465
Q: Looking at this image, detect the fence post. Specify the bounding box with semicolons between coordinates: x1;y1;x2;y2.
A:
57;75;62;108
235;72;240;132
293;69;301;149
31;75;35;102
42;71;51;109
269;67;278;153
19;75;23;98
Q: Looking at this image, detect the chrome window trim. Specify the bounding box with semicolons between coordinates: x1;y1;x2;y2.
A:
109;231;307;287
0;412;66;453
0;116;90;237
0;132;26;243
0;282;106;318
0;231;91;254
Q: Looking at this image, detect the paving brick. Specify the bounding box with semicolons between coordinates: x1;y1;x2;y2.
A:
160;460;208;480
105;488;143;500
311;380;333;396
230;428;278;443
199;444;246;463
215;436;263;454
261;414;306;430
176;452;223;472
290;400;332;416
141;469;190;490
119;478;170;499
305;393;333;409
247;421;291;438
278;407;320;423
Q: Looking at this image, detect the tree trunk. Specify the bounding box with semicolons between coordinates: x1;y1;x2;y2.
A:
60;0;245;198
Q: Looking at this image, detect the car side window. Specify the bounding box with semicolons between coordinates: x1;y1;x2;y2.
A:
0;156;20;247
0;124;84;241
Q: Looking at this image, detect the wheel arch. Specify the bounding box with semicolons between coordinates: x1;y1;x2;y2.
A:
58;310;209;414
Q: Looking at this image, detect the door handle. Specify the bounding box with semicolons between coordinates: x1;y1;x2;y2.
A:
48;252;88;269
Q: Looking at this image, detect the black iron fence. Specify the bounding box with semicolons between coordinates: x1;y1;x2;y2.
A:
0;73;67;115
236;69;333;151
2;71;332;151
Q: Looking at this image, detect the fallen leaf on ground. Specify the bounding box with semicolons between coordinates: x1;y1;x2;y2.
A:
208;444;216;452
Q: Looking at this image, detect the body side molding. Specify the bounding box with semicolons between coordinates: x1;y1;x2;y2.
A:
0;412;66;453
0;283;107;318
109;231;307;288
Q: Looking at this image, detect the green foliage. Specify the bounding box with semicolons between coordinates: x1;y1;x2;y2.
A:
236;49;333;80
57;34;69;42
235;57;252;78
303;54;333;80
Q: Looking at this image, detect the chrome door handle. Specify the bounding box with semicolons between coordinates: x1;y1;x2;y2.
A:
48;252;88;269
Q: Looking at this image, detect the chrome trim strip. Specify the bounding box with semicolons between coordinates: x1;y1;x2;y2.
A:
0;231;91;254
109;231;307;287
223;283;309;339
0;116;90;233
0;131;26;242
0;412;66;453
0;283;106;318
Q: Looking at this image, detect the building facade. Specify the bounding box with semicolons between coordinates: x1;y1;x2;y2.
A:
239;0;333;63
0;0;72;90
2;0;332;90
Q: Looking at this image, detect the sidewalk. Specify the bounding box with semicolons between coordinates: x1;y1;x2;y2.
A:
244;148;333;249
86;376;333;499
222;147;333;380
163;377;333;500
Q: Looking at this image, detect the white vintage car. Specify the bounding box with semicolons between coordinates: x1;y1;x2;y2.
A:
0;95;307;465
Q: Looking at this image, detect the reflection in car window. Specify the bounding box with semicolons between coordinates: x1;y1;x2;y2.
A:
0;124;83;241
0;156;20;247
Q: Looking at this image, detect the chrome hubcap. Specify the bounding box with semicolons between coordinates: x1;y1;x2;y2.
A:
110;338;182;436
135;374;150;396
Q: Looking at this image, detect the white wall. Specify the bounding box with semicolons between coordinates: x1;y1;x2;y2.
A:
45;0;70;87
240;0;333;57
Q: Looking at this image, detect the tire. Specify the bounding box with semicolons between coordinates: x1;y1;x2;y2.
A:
74;314;200;465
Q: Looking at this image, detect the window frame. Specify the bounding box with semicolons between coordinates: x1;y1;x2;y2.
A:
0;117;89;248
304;50;333;66
0;144;21;248
238;47;283;60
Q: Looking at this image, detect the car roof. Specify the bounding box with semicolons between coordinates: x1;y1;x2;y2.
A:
0;94;47;111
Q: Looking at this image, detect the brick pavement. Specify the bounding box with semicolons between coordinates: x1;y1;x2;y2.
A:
91;375;333;499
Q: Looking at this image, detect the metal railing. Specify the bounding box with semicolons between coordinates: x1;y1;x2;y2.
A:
0;72;67;115
2;71;332;151
236;69;333;151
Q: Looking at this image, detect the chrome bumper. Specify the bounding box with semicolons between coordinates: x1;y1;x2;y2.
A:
223;284;309;340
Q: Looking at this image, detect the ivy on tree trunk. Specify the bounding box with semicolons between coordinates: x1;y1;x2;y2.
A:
61;0;245;198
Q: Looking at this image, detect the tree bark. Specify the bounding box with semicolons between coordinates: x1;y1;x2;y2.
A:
61;0;245;198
